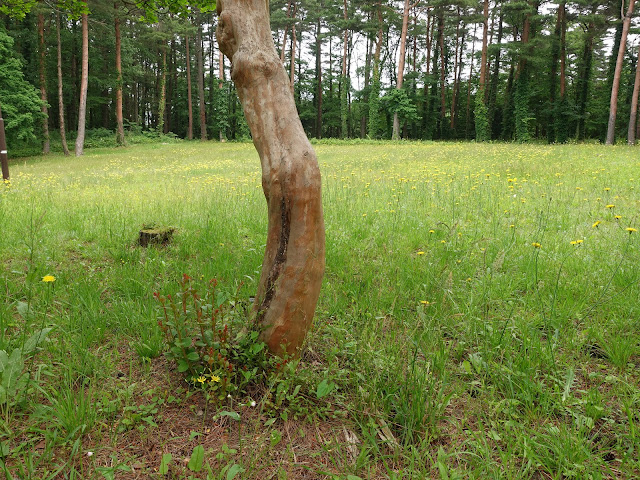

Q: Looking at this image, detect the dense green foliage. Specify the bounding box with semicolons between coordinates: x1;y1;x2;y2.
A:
0;27;43;146
1;142;639;477
0;0;638;150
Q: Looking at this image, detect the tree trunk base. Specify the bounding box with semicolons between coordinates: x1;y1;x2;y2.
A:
138;227;175;247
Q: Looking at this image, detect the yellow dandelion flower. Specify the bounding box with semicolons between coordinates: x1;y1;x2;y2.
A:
420;300;430;305
42;275;56;283
614;215;622;220
532;242;541;248
509;224;515;228
606;204;615;209
440;240;446;244
592;221;601;228
417;251;425;255
626;228;637;233
429;230;435;234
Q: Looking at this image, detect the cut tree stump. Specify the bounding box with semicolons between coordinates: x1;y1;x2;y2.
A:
138;226;174;247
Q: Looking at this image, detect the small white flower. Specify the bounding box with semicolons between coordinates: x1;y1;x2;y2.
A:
87;451;94;457
250;401;256;407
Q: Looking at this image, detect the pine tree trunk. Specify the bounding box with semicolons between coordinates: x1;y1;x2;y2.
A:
186;35;194;140
487;12;502;138
450;9;461;131
479;0;489;89
629;45;640;145
368;3;383;138
465;24;476;139
340;0;348;138
0;104;9;181
289;2;297;95
158;47;167;134
315;17;323;139
392;0;411;140
115;4;125;145
38;13;50;154
55;12;70;156
606;0;636;145
438;12;446;129
196;14;207;141
219;50;226;142
279;0;292;63
75;9;89;157
216;0;325;356
360;29;371;138
559;2;566;99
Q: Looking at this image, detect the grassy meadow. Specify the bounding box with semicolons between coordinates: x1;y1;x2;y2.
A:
0;140;639;479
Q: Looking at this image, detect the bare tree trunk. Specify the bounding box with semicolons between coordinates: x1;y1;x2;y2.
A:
438;11;446;126
450;9;461;131
115;3;125;145
186;35;194;140
279;0;292;63
75;8;89;157
315;17;323;139
479;0;489;89
219;50;226;142
289;1;297;95
465;24;477;138
629;45;640;145
196;13;207;141
55;12;70;155
340;0;349;138
158;47;167;133
392;0;411;140
38;13;50;154
606;0;636;145
217;0;325;356
0;104;9;181
559;1;566;98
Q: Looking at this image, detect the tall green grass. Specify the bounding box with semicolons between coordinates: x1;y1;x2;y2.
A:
0;141;638;478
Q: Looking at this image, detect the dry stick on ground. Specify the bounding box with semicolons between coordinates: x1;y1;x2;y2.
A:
216;0;325;356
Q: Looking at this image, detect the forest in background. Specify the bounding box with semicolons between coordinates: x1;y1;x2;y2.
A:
1;0;639;154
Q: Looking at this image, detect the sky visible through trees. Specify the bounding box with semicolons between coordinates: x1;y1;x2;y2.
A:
0;0;639;151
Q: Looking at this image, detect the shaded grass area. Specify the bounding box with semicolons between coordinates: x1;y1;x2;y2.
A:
0;141;639;478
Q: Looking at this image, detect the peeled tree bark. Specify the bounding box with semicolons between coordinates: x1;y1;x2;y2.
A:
216;0;325;356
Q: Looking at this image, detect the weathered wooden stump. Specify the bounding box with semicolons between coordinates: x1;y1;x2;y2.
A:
138;226;174;247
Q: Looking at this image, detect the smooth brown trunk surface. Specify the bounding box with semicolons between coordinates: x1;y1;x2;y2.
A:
55;12;70;155
75;10;89;157
115;5;125;145
186;35;193;140
217;0;325;356
629;45;640;145
607;0;636;145
38;13;50;154
196;15;207;141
